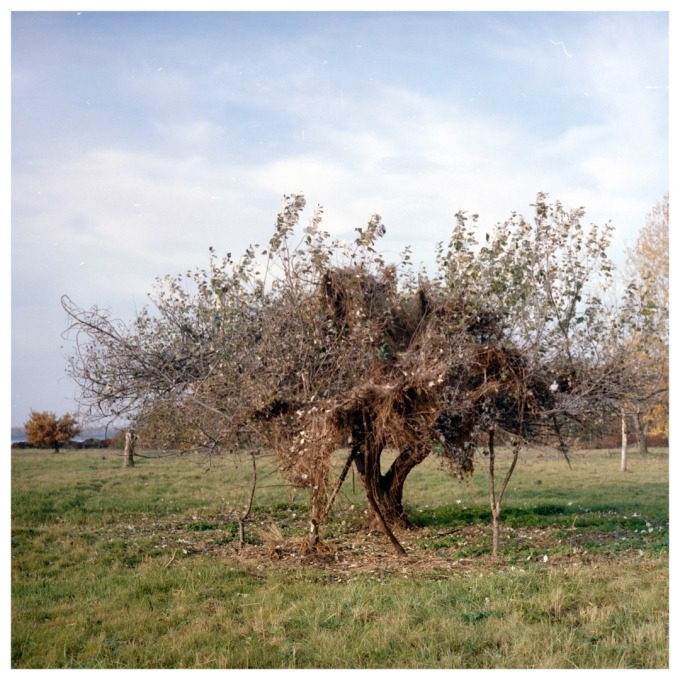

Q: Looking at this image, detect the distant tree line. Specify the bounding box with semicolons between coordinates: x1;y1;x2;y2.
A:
11;438;111;451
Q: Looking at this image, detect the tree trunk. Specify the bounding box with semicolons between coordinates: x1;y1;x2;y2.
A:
355;445;430;528
382;446;432;525
620;410;628;472
632;409;649;455
308;488;321;553
487;427;521;559
354;439;408;555
238;452;257;549
488;428;501;559
491;509;501;559
364;482;406;555
124;430;136;468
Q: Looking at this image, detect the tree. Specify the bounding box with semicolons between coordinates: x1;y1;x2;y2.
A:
63;194;646;555
123;430;137;468
624;193;669;451
24;410;81;453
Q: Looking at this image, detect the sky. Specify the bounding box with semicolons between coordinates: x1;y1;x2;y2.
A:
8;5;670;429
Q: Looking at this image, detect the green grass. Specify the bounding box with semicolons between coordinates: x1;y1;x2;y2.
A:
11;446;668;668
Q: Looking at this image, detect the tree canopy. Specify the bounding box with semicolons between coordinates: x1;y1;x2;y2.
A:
625;193;669;438
63;193;653;551
24;410;81;452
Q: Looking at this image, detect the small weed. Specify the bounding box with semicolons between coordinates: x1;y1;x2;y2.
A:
462;609;494;623
186;521;218;531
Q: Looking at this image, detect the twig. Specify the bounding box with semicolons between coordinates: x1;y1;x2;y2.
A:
238;451;258;549
365;484;407;556
164;549;177;568
321;446;359;523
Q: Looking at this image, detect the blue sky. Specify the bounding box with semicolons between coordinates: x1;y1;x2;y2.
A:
9;7;669;428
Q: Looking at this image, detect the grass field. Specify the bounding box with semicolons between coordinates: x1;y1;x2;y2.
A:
11;445;669;668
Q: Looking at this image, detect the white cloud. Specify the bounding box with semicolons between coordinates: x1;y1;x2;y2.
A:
10;10;668;425
154;119;226;146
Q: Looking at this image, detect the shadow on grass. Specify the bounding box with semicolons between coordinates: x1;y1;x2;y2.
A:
410;503;570;527
409;502;655;533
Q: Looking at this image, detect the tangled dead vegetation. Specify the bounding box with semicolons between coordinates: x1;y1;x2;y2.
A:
260;264;574;553
63;193;653;558
101;512;661;581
